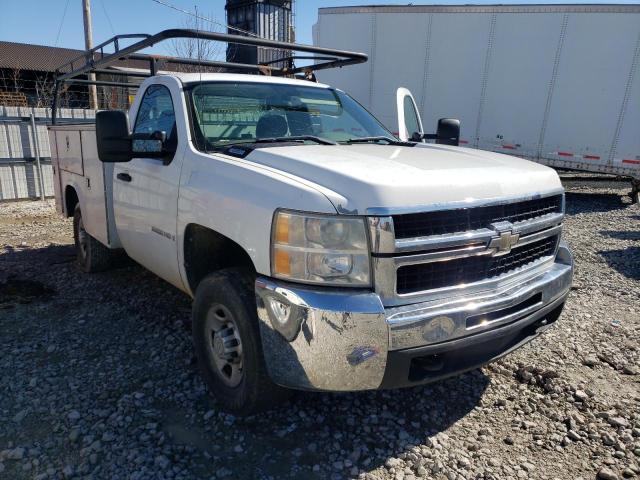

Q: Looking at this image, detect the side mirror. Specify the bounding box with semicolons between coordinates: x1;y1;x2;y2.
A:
435;118;460;146
416;118;461;146
132;130;176;165
132;130;166;155
96;110;132;163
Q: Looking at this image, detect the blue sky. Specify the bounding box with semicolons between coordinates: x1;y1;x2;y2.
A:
1;0;637;55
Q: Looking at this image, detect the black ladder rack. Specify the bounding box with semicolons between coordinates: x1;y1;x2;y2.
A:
51;28;368;124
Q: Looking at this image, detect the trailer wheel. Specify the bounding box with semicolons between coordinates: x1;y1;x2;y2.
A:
192;268;290;415
73;205;113;273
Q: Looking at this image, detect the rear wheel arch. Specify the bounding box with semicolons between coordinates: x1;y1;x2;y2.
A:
73;204;114;272
64;185;79;218
183;224;257;294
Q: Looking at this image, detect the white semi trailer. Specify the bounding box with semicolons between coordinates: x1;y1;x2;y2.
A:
313;4;640;200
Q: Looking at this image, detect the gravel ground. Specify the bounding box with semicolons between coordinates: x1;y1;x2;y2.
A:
0;178;639;480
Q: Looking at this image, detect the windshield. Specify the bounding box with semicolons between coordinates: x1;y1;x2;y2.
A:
188;82;392;151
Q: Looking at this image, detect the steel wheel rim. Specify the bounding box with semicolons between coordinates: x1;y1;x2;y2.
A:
205;303;244;388
77;216;88;259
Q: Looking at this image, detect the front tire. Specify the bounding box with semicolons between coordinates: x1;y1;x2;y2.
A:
73;205;113;273
192;268;290;414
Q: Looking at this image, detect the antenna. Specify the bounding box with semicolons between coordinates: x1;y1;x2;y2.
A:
195;4;203;84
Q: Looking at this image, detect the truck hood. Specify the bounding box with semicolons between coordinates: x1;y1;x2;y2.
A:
242;143;563;214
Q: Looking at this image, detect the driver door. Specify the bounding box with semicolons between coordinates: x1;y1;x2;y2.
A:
396;87;424;142
112;83;184;289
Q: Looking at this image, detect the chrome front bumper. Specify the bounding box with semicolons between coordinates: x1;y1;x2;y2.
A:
255;243;573;392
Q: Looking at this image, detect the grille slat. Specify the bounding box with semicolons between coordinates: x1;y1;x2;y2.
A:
393;195;563;239
396;236;558;294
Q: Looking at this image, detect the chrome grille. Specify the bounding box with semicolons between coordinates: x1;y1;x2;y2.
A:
368;191;565;305
396;235;559;294
392;195;563;239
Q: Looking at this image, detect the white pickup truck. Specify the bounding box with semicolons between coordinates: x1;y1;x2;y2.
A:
48;31;573;413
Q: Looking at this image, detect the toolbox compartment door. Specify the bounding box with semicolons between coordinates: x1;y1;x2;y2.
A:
55;130;84;176
79;129;110;246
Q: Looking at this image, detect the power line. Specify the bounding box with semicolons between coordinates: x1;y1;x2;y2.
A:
98;0;116;36
148;0;259;38
54;0;71;47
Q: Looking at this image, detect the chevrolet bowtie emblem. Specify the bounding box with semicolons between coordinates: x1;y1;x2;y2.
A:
488;221;520;256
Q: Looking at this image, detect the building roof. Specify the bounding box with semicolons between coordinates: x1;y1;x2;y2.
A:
0;41;88;73
0;41;172;75
0;40;223;77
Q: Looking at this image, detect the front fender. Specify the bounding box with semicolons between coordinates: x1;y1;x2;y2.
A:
177;151;338;295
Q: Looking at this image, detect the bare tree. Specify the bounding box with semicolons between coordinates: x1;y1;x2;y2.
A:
168;14;224;73
45;81;71;109
0;67;23;94
34;73;70;108
0;68;30;107
0;69;9;92
33;73;58;108
8;67;22;93
99;80;117;110
98;74;133;110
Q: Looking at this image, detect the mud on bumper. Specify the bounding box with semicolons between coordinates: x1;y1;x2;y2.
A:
255;243;573;392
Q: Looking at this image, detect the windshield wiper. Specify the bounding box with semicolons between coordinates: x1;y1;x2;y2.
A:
209;136;336;152
254;136;337;146
343;136;405;145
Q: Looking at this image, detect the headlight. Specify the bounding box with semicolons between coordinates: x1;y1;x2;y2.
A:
271;210;371;286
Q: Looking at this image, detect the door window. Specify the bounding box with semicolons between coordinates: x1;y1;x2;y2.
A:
133;85;177;159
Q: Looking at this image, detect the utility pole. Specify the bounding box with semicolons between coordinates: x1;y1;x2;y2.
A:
82;0;98;110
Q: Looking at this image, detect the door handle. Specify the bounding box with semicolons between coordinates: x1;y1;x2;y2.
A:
117;172;132;182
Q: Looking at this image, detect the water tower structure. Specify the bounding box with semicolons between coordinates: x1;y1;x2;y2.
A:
225;0;294;69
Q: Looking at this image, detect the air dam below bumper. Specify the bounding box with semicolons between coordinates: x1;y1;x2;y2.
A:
255;243;573;392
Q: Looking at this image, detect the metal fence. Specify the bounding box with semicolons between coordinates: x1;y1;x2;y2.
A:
0;106;95;201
